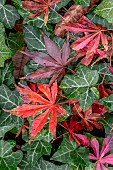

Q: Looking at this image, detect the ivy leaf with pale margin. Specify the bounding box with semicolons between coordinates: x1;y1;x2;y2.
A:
73;0;90;6
0;110;23;130
22;140;52;165
0;22;12;67
0;84;20;110
23;24;46;51
0;140;23;170
60;65;99;110
0;62;15;90
0;124;15;138
101;114;113;135
99;94;113;113
51;135;89;167
91;63;113;83
0;0;20;28
19;157;69;170
94;0;113;23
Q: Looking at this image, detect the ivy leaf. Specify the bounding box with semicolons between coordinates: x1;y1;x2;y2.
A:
0;124;15;138
6;32;24;55
51;135;89;167
0;22;12;67
0;62;15;90
23;24;46;51
73;0;90;6
0;110;23;129
0;84;20;110
22;139;52;165
52;0;71;11
0;140;23;170
99;94;113;113
101;114;113;135
0;0;20;28
94;0;113;23
60;65;99;110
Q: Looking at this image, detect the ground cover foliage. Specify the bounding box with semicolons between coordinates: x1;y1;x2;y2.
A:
1;0;113;169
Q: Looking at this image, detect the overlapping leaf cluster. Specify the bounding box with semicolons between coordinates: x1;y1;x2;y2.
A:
1;0;113;170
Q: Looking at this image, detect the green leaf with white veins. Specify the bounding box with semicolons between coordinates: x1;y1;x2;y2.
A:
73;0;90;6
99;94;113;113
60;65;99;110
0;84;20;110
51;135;89;167
22;139;52;165
0;140;23;170
0;22;12;67
23;24;46;51
0;124;15;138
0;0;20;28
94;0;113;23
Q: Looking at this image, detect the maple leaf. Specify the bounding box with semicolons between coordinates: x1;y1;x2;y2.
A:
21;33;73;85
72;102;104;131
5;82;67;140
22;0;61;25
62;116;90;146
89;134;113;170
98;84;113;98
64;16;110;65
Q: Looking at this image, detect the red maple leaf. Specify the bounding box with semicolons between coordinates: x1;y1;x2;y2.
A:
89;134;113;170
61;116;90;146
22;0;61;25
21;33;74;85
98;84;113;98
64;16;110;66
5;82;67;140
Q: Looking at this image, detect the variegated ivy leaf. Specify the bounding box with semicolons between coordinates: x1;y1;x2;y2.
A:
87;13;113;29
0;140;23;170
19;157;69;170
60;65;99;110
0;22;12;67
22;139;52;165
99;94;113;113
0;124;15;138
0;84;20;110
0;62;15;90
92;63;113;83
94;0;113;23
51;135;89;167
23;24;46;51
0;110;23;130
0;0;20;28
73;0;90;6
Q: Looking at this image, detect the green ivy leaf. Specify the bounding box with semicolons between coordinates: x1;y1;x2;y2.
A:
22;139;52;165
6;32;24;55
99;94;113;113
0;110;23;129
23;24;45;51
0;62;15;90
51;135;89;167
91;63;113;83
0;140;23;170
101;114;113;135
0;124;15;138
94;0;113;23
0;0;20;28
52;0;71;11
0;22;12;67
73;0;90;6
87;13;113;29
0;84;20;110
60;65;99;110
